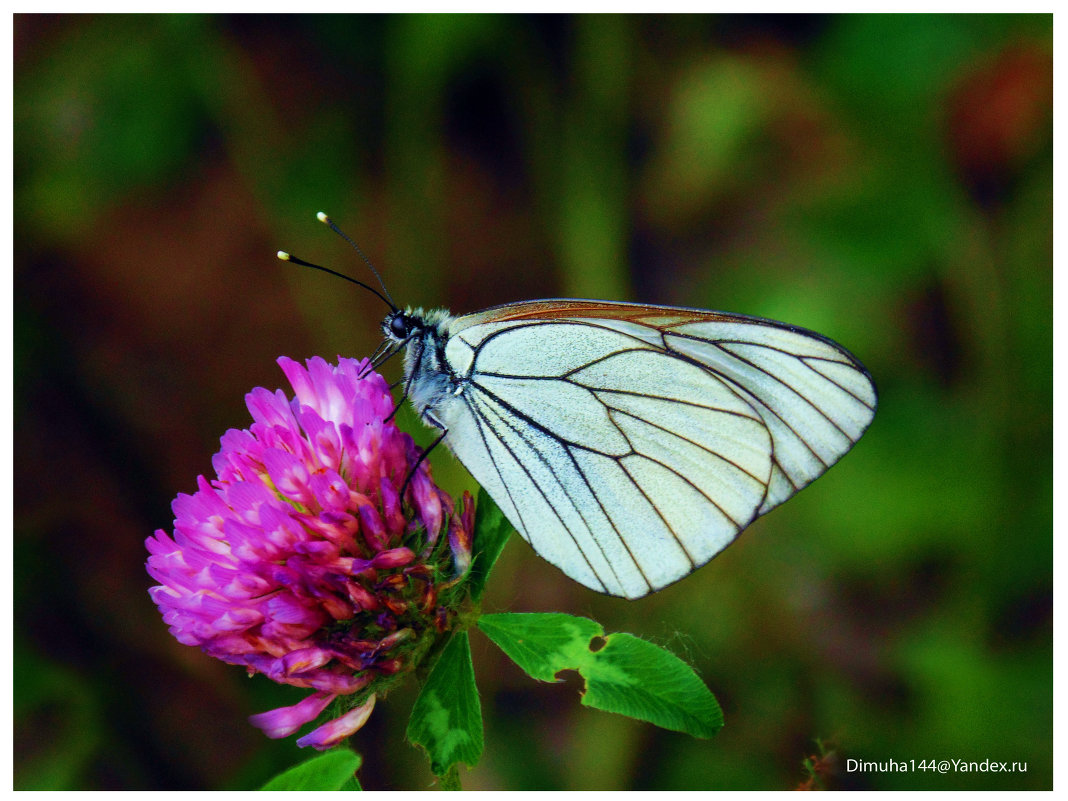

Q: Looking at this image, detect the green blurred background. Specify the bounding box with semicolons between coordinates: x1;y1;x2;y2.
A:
14;13;1051;790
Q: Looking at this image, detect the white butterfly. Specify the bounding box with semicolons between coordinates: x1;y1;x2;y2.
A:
283;219;878;600
381;299;876;600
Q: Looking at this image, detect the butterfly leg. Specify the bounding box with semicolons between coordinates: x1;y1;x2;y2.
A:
385;336;422;422
399;409;448;503
358;338;396;379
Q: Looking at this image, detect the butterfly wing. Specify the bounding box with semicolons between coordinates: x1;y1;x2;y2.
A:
437;300;876;599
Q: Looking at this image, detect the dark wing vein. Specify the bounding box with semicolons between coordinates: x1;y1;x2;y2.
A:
704;344;834;467
580;442;699;570
467;387;624;592
469;320;659;368
468;377;624;456
457;392;536;554
475;388;635;591
800;355;877;410
556;441;655;593
459;389;607;592
567;381;764;424
599;393;768;489
667;329;862;370
606;405;747;532
716;342;854;444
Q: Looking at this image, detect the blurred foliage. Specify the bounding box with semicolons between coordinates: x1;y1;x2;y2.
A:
14;13;1051;790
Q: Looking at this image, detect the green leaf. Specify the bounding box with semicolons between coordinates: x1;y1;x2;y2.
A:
259;748;362;790
465;488;513;602
477;612;603;681
406;631;483;776
478;612;723;739
339;773;363;791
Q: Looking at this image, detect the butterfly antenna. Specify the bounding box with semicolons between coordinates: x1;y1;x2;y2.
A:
277;251;397;313
317;212;398;311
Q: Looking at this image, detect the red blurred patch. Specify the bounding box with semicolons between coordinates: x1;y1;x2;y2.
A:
946;44;1052;206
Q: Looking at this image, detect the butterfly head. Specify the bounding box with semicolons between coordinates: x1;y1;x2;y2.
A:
382;307;454;346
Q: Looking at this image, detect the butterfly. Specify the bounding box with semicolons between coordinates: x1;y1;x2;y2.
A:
283;216;878;600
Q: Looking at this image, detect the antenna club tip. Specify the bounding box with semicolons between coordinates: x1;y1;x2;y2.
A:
277;251;291;261
316;211;331;224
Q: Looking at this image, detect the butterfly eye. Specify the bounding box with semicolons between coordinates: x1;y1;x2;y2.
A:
390;315;409;339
